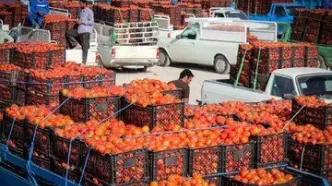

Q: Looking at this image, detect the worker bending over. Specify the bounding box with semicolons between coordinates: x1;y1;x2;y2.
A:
28;0;49;28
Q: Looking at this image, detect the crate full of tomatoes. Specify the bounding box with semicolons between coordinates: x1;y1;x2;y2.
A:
292;96;332;130
121;92;184;129
0;43;18;64
250;131;287;168
230;44;253;87
13;42;65;69
59;86;124;122
81;67;116;88
288;123;332;174
222;167;301;186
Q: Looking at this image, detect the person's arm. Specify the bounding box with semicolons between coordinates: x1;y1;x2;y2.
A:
182;85;190;104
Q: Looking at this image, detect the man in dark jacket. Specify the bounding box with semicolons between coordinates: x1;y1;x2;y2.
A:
169;69;194;103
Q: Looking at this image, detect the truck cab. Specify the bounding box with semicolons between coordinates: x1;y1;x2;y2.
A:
211;8;249;20
248;3;304;23
201;68;332;104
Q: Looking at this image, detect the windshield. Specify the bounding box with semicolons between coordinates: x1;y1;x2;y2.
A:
225;11;249;20
297;75;332;98
286;6;304;16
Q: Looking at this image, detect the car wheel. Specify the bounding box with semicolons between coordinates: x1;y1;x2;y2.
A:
140;66;148;72
214;55;229;74
318;55;327;69
157;49;170;67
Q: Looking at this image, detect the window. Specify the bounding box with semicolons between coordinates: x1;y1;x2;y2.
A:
225;11;249;20
181;23;199;40
275;6;286;17
215;13;225;18
297;75;332;96
271;76;295;97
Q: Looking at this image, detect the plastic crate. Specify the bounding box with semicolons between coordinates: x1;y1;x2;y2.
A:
60;93;120;122
82;172;147;186
203;174;223;186
149;148;188;181
0;85;18;104
82;73;116;89
249;70;270;91
13;49;65;69
31;154;52;171
51;157;80;183
222;167;302;186
221;142;254;173
2;114;25;157
251;133;287;168
0;69;19;86
25;92;59;106
188;146;222;176
28;76;64;96
63;75;83;90
161;89;183;100
85;148;148;185
51;131;85;167
25;122;52;157
0;48;13;64
292;58;306;68
292;99;332;130
288;136;332;173
251;58;280;74
121;98;185;129
305;58;319;68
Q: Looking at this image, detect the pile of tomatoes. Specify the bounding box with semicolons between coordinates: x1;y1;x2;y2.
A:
0;64;21;71
44;14;74;23
62;86;126;99
230;168;295;185
149;174;216;186
295;95;327;108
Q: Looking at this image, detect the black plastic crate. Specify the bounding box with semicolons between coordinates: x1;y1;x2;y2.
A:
31;154;52;170
161;89;183;100
85;148;148;185
292;99;332;130
51;157;80;183
0;69;19;86
82;73;116;89
221;142;254;173
249;70;270;91
82;172;147;186
251;133;287;168
51;131;85;167
63;75;83;90
25;92;59;106
188;146;222;176
28;76;65;96
60;93;120;122
0;85;19;104
149;148;188;181
25;122;52;157
121;98;185;129
288;136;332;172
0;48;14;64
222;167;302;186
203;174;223;186
2;114;25;157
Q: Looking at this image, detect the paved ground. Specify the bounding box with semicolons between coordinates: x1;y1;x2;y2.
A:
67;50;229;105
114;64;229;105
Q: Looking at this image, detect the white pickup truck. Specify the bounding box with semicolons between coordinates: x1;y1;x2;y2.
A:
209;7;249;20
157;18;278;74
95;22;159;71
201;67;332;104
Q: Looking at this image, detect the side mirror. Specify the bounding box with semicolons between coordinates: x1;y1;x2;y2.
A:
282;94;295;100
176;35;181;39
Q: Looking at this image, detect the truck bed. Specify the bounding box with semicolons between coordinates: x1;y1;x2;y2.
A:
201;79;274;104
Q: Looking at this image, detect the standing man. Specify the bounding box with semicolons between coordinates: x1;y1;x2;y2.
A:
28;0;49;28
66;0;94;65
169;69;194;103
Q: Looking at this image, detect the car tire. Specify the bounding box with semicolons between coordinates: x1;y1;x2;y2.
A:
318;55;327;69
214;55;229;74
157;49;170;67
140;66;148;72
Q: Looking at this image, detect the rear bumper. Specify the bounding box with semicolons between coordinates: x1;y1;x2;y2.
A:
105;58;158;67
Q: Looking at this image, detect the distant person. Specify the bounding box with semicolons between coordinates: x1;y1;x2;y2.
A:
28;0;50;28
169;69;194;103
66;0;94;65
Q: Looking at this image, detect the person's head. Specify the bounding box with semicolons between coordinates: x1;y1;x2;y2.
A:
179;69;194;84
80;0;88;8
